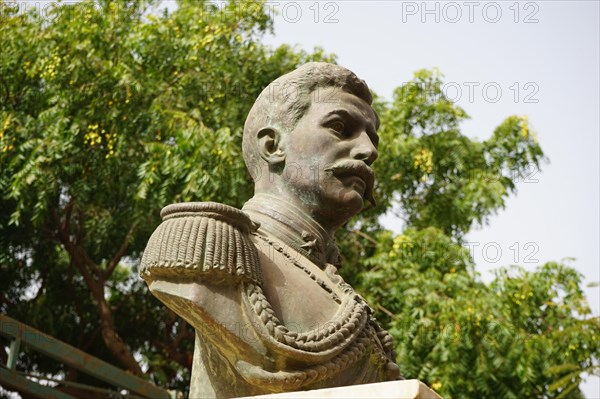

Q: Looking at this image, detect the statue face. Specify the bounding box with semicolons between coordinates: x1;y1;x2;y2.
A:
280;87;379;230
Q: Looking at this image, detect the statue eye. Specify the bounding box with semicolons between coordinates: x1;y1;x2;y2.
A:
328;121;345;134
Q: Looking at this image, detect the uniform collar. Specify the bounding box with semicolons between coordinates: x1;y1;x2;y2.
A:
242;193;342;269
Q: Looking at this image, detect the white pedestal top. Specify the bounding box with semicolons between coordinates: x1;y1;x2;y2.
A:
236;380;442;399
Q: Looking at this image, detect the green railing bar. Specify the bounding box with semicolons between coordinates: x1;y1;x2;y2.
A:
0;314;169;399
0;365;77;399
7;337;20;370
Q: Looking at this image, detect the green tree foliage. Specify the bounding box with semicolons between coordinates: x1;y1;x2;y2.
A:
0;1;597;397
370;69;544;239
0;0;332;391
359;230;598;398
342;71;598;398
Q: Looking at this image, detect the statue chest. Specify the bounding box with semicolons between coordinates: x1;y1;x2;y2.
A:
251;235;346;332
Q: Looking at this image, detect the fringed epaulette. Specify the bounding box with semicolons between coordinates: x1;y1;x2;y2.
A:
140;202;262;285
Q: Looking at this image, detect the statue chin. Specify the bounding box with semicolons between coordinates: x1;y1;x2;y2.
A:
341;189;366;214
323;188;368;226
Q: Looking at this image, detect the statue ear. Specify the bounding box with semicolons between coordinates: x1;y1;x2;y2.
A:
257;127;285;165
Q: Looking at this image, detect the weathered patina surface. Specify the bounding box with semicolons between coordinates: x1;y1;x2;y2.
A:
140;63;402;398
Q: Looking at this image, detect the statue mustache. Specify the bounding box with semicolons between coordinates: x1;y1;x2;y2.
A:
324;161;376;209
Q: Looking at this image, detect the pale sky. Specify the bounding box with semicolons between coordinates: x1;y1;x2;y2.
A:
261;1;599;396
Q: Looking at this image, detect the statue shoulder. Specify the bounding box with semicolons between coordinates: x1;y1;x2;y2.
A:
140;202;262;284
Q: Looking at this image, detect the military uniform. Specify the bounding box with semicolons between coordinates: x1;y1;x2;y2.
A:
140;195;401;398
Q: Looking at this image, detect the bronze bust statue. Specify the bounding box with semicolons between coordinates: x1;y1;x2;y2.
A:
140;63;402;398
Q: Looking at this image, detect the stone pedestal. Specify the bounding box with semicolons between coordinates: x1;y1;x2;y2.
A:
236;380;442;398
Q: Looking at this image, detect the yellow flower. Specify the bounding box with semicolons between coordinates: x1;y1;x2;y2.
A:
390;234;413;258
1;115;10;133
431;382;442;390
520;122;529;139
413;148;433;175
392;234;413;250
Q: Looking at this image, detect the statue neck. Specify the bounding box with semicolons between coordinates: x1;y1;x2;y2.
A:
242;193;342;269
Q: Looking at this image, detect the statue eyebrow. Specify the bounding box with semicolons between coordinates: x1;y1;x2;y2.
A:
323;109;379;147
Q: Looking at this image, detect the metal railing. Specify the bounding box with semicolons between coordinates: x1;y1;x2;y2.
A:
0;314;173;399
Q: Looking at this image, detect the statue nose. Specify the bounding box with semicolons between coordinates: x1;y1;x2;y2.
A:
351;132;378;165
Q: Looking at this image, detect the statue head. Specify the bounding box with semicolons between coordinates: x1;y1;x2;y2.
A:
242;62;379;234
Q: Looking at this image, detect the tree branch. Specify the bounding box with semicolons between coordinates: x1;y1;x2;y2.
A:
63;198;74;234
377;304;399;320
52;208;101;280
75;207;83;246
352;229;379;246
104;221;137;279
51;209;142;375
